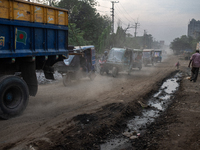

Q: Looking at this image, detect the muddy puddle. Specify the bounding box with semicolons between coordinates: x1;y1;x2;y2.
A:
100;72;182;150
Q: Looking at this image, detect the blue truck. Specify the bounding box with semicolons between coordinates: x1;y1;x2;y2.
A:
0;0;69;119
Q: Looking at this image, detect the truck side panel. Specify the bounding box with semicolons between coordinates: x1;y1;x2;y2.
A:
0;24;68;58
0;0;68;25
0;0;68;58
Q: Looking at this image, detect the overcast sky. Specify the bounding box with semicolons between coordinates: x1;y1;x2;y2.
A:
95;0;200;45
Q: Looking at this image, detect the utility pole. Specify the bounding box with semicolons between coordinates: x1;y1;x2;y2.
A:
111;1;119;34
143;30;147;48
133;19;140;37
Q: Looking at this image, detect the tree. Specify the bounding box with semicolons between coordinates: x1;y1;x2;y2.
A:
97;26;112;53
68;23;87;46
143;33;153;49
57;0;111;47
170;35;193;54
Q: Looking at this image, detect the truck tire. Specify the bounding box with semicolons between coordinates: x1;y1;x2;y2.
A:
63;74;71;86
0;75;29;119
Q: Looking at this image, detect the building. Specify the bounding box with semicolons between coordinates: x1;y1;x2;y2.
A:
188;19;200;39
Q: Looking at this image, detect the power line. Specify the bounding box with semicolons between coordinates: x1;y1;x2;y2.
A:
96;9;110;13
119;3;136;23
115;4;133;25
96;5;110;9
114;11;129;26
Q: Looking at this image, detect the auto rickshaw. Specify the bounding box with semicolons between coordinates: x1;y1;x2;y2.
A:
130;49;143;71
143;49;155;66
106;47;134;77
154;49;162;62
54;45;96;86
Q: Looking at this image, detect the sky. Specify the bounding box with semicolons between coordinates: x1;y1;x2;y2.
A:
95;0;200;45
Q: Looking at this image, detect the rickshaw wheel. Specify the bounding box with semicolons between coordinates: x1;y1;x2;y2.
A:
127;68;131;75
89;72;96;81
106;70;109;74
63;74;71;86
112;67;117;77
100;68;104;75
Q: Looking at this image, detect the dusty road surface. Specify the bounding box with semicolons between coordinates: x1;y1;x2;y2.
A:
0;54;197;150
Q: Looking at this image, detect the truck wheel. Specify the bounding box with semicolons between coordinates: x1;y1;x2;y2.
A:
112;67;117;77
63;74;71;86
0;75;29;119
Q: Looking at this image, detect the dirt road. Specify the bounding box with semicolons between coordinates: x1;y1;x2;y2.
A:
0;54;182;150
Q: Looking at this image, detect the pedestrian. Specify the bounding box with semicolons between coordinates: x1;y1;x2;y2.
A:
175;61;180;69
188;50;200;82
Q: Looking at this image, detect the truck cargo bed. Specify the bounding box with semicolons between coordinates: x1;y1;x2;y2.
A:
0;0;68;58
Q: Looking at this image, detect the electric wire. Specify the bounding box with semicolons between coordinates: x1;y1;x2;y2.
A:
119;3;136;23
115;4;134;25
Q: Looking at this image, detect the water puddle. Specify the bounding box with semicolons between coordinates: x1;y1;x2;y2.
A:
100;73;182;150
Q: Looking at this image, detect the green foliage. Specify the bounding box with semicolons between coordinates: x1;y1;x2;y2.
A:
170;35;197;54
124;37;140;49
68;23;88;46
56;0;157;53
97;26;112;53
56;0;110;49
143;34;153;49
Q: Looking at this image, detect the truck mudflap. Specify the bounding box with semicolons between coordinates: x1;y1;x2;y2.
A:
43;66;55;80
21;61;38;96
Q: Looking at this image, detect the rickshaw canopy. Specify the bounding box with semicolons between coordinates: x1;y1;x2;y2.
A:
107;48;127;63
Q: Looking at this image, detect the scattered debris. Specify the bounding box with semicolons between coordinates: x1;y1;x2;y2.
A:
138;101;149;108
130;135;138;140
122;131;132;138
185;76;191;80
29;145;36;150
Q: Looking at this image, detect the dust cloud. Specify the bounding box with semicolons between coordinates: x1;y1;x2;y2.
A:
27;52;172;118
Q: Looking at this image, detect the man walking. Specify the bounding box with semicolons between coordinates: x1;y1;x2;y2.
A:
188;50;200;82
